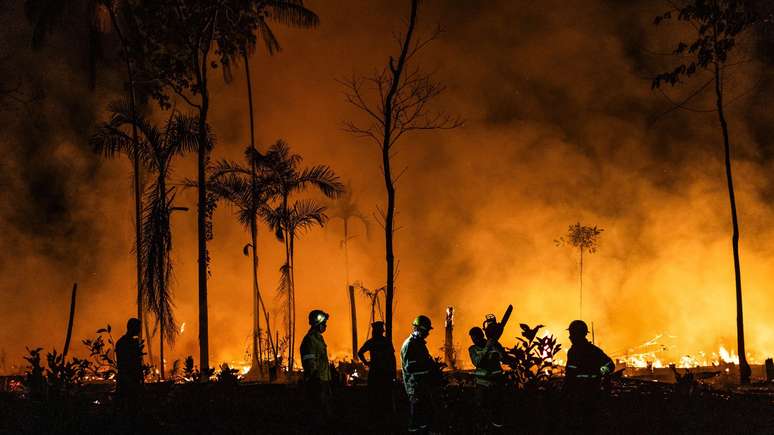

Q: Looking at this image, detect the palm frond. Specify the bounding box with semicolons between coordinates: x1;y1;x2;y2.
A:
257;18;281;54
169;113;206;155
297;165;346;198
261;204;287;242
264;1;320;28
139;182;178;346
289;199;328;234
276;261;292;304
90;123;137;159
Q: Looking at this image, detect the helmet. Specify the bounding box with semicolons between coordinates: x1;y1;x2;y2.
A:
412;315;433;331
469;326;484;340
483;314;497;330
308;309;329;326
568;320;589;336
372;321;385;331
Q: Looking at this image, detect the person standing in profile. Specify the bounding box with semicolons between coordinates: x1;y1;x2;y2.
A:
563;320;614;433
358;321;397;427
300;309;333;431
401;315;442;434
115;318;144;426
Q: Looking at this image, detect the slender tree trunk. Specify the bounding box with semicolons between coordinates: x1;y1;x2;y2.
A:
382;0;419;342
257;288;277;367
244;51;263;373
383;147;395;342
144;317;155;369
444;306;454;369
289;232;296;374
282;215;293;375
62;283;77;358
196;59;211;379
160;314;165;380
106;4;144;345
344;219;358;359
579;249;583;320
349;285;357;360
714;61;751;384
159;174;168;381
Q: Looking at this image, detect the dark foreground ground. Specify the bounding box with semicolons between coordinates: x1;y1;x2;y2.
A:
2;379;774;434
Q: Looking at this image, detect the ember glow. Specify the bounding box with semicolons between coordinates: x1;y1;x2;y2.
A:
1;0;774;380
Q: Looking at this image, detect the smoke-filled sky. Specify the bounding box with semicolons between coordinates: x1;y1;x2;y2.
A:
2;0;774;372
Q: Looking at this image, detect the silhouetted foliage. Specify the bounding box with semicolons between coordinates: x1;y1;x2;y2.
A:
504;324;562;391
92;102;200;378
259;140;344;372
556;223;603;319
130;0;318;375
205;149;279;370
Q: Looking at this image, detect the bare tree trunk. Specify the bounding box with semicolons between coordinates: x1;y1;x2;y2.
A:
383;0;419;342
281;208;294;375
444;306;454;369
344;220;358;359
160;314;165;380
195;54;211;379
579;249;583;320
349;285;357;360
144;317;155;368
159;175;167;381
244;51;263;374
289;232;296;374
383;141;396;342
714;61;751;384
62;283;77;358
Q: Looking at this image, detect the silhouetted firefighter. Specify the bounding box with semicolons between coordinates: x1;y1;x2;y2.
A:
300;310;332;430
401;315;443;434
358;321;397;427
563;320;614;433
468;307;513;429
115;318;144;425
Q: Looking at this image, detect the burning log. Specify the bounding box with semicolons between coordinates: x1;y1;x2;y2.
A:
444;306;455;369
62;283;77;359
349;285;358;361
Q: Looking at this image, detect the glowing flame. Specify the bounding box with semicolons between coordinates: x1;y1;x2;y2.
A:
179;322;186;334
718;345;739;365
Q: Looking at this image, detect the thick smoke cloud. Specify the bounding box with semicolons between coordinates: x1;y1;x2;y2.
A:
2;0;774;373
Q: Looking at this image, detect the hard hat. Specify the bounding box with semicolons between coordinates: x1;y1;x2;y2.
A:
309;309;329;326
483;314;497;330
469;326;484;339
567;320;589;336
412;315;433;331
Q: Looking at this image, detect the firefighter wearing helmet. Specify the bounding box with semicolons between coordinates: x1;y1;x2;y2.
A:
563;319;614;432
300;309;332;429
469;314;512;428
401;314;442;433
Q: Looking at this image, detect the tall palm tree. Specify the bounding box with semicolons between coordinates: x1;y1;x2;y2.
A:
235;1;318;378
91;101;199;379
205;151;279;375
260;140;344;373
